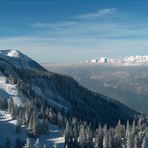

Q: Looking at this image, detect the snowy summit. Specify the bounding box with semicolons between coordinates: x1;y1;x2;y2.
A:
0;49;22;58
0;49;46;71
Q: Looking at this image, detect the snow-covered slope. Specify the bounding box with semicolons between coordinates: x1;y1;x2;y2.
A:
86;55;148;65
0;72;24;106
0;50;69;110
0;110;64;147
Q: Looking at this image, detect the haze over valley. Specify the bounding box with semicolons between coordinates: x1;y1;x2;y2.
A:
44;58;148;114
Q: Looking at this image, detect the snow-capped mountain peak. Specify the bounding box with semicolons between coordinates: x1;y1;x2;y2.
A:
0;49;22;58
6;49;20;58
123;55;148;63
86;55;148;65
86;57;111;63
0;49;46;71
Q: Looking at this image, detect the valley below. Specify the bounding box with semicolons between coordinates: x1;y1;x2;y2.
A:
44;63;148;114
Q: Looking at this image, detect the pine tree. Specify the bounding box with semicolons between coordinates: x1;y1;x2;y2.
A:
57;112;64;128
28;115;33;131
34;138;40;148
32;115;38;136
8;96;14;114
126;120;130;138
108;129;114;148
142;136;148;148
85;125;93;148
64;121;73;147
102;125;108;148
103;131;108;148
78;124;86;147
134;135;138;148
94;125;103;148
115;120;125;148
126;132;132;148
132;120;136;134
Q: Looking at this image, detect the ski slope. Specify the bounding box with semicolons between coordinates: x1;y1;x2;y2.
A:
0;72;24;106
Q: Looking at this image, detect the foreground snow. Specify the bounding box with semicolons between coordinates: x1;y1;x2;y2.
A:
0;110;26;147
0;110;65;147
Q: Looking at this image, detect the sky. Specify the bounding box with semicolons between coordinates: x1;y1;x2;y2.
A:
0;0;148;63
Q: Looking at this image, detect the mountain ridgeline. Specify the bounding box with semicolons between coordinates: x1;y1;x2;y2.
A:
0;50;138;127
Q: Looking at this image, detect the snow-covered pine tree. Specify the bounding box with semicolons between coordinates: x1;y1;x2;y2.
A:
34;138;40;148
8;96;14;114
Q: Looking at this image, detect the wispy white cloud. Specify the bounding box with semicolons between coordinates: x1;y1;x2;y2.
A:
32;21;78;29
32;8;118;30
31;18;148;42
78;8;118;19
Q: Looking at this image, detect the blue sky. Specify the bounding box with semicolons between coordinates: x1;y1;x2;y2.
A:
0;0;148;63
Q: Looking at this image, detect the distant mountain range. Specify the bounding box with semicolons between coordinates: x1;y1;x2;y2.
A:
86;55;148;65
